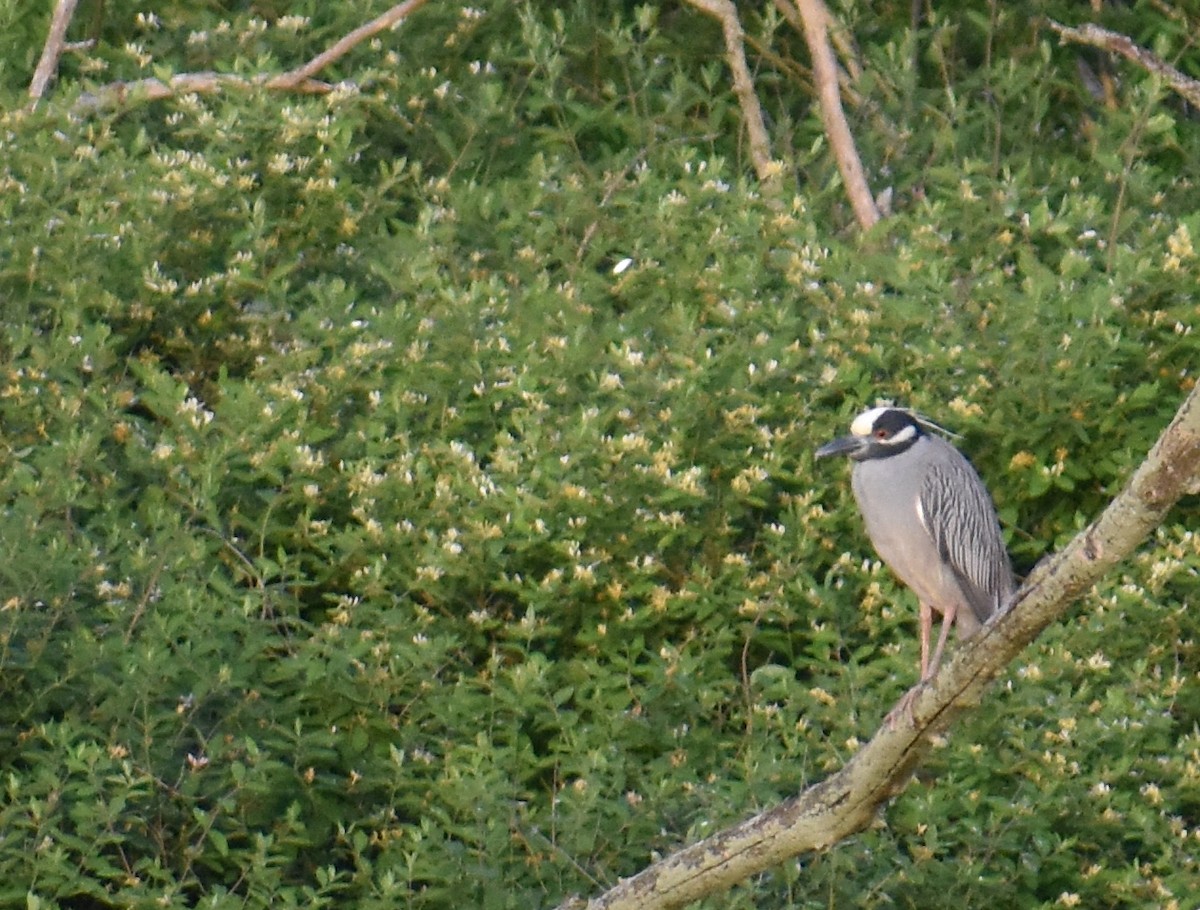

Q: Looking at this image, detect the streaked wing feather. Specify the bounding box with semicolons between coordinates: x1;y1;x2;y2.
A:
918;455;1013;623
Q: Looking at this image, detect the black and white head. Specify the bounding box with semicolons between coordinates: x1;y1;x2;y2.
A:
814;406;926;462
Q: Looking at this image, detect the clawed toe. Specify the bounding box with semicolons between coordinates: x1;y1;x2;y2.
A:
884;681;929;730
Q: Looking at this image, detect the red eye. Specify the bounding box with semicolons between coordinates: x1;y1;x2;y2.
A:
874;429;890;439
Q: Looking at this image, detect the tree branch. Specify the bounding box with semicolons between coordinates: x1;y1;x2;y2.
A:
774;0;864;85
1046;19;1200;108
54;0;432;110
28;0;80;104
683;0;781;193
767;0;902;173
559;381;1200;910
74;72;333;114
794;0;880;231
767;1;863;106
267;0;433;89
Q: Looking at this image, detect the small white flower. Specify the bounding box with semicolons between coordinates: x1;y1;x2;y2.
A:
178;397;214;428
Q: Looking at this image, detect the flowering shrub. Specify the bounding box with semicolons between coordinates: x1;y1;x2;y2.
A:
0;2;1197;908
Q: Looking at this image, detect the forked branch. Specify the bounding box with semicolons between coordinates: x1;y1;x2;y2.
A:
28;0;80;103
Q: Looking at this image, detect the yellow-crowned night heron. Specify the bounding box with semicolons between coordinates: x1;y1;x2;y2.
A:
816;407;1014;717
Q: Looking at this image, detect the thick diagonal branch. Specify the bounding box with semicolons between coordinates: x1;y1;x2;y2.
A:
559;381;1200;910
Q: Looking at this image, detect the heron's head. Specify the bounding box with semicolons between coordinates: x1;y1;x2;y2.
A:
815;407;923;462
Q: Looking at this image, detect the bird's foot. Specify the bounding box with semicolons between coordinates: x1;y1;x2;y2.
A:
884;680;929;730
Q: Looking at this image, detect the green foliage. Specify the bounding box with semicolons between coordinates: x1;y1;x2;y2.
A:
0;1;1198;908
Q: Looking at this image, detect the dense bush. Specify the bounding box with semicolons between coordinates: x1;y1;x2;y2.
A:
0;1;1197;907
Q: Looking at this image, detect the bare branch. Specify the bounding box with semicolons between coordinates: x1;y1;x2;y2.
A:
795;0;880;231
827;25;864;86
51;0;431;110
768;1;902;162
561;382;1200;910
782;0;865;86
29;0;80;103
1047;19;1200;107
772;0;804;34
769;1;863;102
267;0;433;89
74;72;332;114
683;0;780;192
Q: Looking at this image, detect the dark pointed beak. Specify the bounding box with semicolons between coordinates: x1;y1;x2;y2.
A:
815;435;866;459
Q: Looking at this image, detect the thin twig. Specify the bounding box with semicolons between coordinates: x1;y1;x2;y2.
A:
1047;19;1200;107
1106;108;1152;273
1145;0;1192;26
772;0;804;36
745;27;869;111
124;561;165;645
795;0;880;230
29;0;80;103
267;0;433;89
684;0;781;192
813;0;864;85
576;149;650;263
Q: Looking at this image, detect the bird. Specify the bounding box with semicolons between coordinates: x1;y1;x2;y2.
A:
815;406;1014;722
